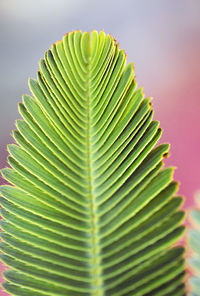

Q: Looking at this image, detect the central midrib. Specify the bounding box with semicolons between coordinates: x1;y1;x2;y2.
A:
86;53;103;295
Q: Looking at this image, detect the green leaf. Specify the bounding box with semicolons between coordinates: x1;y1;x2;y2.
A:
189;194;200;296
0;30;185;295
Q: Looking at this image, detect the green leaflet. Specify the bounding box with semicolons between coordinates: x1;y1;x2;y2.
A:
0;30;186;295
188;194;200;296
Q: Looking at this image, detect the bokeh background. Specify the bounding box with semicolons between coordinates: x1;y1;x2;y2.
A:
0;0;199;294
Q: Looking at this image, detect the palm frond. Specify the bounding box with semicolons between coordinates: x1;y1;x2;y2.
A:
0;30;185;295
189;194;200;296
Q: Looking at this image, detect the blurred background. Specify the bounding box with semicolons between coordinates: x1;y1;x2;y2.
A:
0;0;199;294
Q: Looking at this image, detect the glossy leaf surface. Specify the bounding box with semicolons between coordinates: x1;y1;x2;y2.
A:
0;30;185;296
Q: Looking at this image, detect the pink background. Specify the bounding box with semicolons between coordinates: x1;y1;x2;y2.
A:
0;0;200;294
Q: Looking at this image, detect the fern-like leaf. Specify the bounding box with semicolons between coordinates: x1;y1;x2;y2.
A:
189;194;200;296
0;30;186;295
